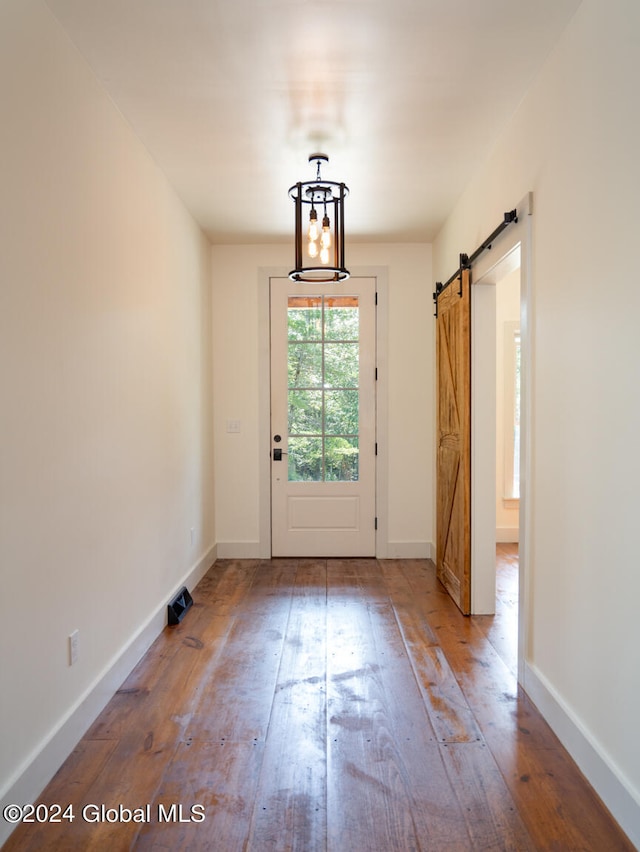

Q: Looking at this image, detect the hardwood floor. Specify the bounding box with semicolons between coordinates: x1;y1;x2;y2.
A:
475;543;519;675
5;556;633;851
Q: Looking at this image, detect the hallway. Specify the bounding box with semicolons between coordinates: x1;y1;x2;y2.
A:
5;557;632;851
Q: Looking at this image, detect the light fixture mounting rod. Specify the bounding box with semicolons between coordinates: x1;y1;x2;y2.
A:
309;153;328;181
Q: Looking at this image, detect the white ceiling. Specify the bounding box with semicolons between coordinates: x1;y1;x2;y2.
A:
45;0;581;244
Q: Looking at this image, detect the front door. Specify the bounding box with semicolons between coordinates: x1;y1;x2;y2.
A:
270;276;376;557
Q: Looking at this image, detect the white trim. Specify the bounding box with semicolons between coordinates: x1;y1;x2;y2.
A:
524;662;640;849
0;544;217;847
470;280;497;614
258;266;389;559
517;196;533;690
471;192;532;681
258;267;278;558
370;267;390;561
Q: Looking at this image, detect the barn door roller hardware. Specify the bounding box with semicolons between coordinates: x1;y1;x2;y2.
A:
433;209;518;316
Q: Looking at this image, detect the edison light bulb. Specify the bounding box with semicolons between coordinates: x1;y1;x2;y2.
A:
321;214;331;249
308;239;319;259
320;245;329;264
308;207;319;241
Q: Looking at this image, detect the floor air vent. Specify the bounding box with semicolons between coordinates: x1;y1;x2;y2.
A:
168;586;193;625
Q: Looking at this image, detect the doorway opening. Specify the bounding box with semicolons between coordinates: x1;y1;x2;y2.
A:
470;191;531;684
472;251;521;672
493;264;521;673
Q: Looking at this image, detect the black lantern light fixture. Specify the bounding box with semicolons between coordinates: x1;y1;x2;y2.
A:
288;154;349;282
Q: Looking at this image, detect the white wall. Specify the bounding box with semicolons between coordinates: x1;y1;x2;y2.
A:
211;242;433;558
496;268;520;540
0;0;215;828
433;0;640;842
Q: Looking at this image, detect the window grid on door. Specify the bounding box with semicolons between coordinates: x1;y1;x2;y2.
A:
287;295;360;481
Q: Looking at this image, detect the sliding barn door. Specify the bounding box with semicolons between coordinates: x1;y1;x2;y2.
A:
436;268;471;614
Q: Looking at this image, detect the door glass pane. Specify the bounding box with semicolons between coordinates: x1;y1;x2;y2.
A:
288;296;322;341
324;343;358;388
325;296;359;340
288;343;322;388
325;437;359;481
288;437;322;481
288;389;322;434
325;390;358;435
287;295;361;482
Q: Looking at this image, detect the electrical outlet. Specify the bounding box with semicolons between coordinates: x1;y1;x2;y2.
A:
69;630;79;666
226;419;241;433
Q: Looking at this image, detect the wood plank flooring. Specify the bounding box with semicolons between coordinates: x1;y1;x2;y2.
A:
475;543;519;675
4;555;633;851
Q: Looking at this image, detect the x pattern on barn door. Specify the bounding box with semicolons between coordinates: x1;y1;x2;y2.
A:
436;269;471;614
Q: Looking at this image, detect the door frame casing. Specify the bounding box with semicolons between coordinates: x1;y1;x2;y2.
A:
470;192;532;685
257;267;389;559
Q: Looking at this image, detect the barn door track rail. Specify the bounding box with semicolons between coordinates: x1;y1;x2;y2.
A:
433;209;518;317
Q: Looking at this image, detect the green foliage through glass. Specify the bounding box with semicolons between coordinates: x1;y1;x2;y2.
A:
287;296;360;481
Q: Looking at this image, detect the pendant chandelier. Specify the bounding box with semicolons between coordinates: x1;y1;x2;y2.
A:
288;154;349;282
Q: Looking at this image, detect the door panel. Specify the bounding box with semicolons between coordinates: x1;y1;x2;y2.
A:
271;277;376;556
436;269;471;614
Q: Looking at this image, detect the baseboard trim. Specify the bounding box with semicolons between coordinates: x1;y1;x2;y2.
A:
217;542;436;561
523;661;640;849
0;543;217;847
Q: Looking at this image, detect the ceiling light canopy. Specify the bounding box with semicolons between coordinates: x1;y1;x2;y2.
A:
289;154;349;282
